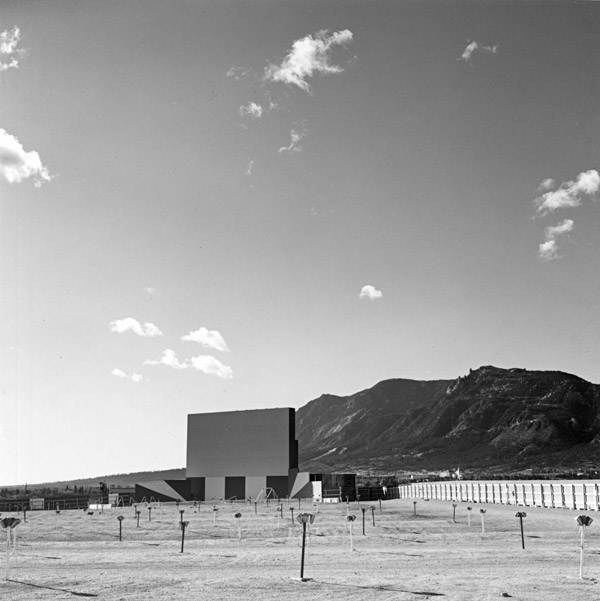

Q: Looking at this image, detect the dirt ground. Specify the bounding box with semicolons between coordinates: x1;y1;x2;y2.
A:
1;498;598;600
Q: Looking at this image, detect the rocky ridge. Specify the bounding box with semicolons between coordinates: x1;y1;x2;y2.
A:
296;366;600;474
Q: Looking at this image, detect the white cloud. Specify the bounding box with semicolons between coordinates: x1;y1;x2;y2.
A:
538;219;574;261
238;102;264;119
459;40;498;64
537;178;555;192
144;287;158;295
226;66;248;80
0;26;25;72
144;349;233;379
112;368;144;382
246;159;254;176
265;29;354;93
0;128;52;187
144;349;188;369
359;285;383;300
534;170;600;215
109;317;163;337
182;327;230;352
279;125;306;153
190;354;233;379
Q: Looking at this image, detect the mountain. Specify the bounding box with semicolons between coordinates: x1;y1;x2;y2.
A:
16;468;186;491
296;365;600;475
10;366;600;488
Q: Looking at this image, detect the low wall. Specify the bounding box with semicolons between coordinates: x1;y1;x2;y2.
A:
397;480;600;511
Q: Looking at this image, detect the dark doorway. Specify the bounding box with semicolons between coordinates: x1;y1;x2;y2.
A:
225;477;245;500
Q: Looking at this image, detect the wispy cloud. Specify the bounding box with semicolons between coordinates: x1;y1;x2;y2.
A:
359;285;383;300
190;355;233;379
111;368;144;382
144;349;187;369
539;219;574;261
182;327;230;353
144;287;159;295
226;66;249;81
246;159;254;176
144;349;233;379
265;29;353;93
279;125;306;153
534;170;600;215
459;40;498;64
537;178;555;192
1;26;26;72
109;317;163;337
238;102;264;119
0;128;52;187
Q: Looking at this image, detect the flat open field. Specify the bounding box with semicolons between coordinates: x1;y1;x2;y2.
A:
1;498;599;600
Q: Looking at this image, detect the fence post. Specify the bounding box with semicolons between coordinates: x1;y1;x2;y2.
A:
595;483;600;512
572;484;577;509
540;484;545;508
522;484;527;506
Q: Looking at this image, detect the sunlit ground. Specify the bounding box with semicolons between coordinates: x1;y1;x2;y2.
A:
1;498;598;600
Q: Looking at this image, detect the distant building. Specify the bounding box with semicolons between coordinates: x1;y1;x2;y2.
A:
135;408;354;502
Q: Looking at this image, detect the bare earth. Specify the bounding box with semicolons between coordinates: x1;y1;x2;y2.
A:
1;498;598;600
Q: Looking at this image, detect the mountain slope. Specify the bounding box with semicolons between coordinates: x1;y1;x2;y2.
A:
296;366;600;474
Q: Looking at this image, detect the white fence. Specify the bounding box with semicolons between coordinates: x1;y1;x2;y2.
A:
398;480;600;511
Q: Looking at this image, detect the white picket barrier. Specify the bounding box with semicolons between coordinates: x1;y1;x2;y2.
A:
397;480;600;511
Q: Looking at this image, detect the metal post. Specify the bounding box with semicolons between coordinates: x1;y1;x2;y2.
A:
180;521;188;553
515;512;526;549
5;527;9;581
300;521;307;579
580;525;585;579
576;515;593;579
118;516;124;541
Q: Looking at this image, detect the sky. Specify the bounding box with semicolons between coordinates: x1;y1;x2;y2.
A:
1;0;599;485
